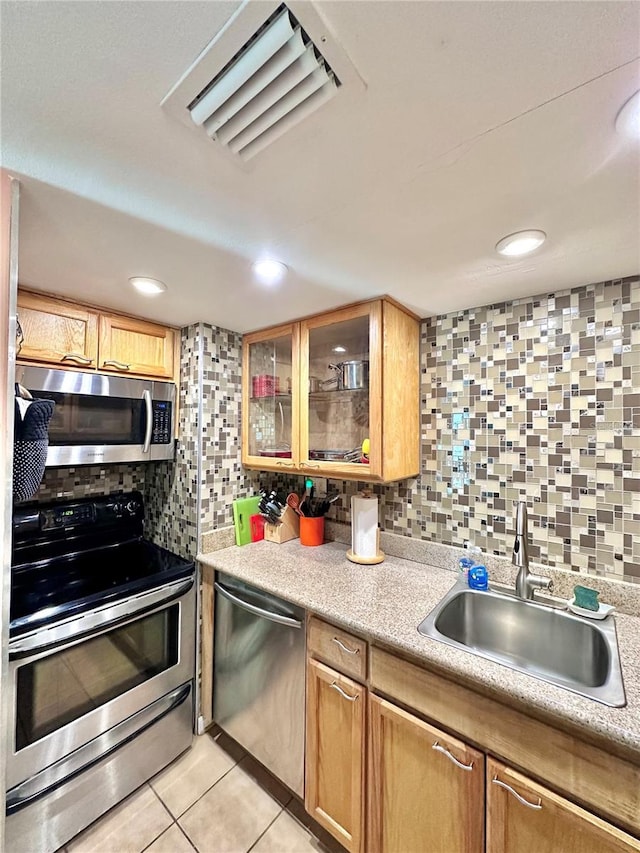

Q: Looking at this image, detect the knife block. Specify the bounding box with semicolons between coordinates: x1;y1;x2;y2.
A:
264;505;300;543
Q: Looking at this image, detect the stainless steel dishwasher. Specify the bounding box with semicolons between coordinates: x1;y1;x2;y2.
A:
213;573;305;796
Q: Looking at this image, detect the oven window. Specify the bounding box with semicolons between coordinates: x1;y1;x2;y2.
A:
15;606;179;750
31;391;146;445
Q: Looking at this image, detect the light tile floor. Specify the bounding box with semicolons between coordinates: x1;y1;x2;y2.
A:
61;728;344;853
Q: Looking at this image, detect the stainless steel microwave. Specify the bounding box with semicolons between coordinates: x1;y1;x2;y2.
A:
15;366;176;466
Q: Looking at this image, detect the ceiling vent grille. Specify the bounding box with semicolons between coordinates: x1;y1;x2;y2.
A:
162;0;364;164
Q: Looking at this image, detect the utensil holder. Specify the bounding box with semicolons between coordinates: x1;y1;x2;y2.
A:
300;516;324;546
264;505;300;544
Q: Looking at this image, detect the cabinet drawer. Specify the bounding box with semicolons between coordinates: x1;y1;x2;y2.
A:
308;617;367;682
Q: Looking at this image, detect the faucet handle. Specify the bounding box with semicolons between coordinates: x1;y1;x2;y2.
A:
530;574;553;595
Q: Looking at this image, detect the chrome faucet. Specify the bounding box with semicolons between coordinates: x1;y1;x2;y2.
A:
512;501;552;599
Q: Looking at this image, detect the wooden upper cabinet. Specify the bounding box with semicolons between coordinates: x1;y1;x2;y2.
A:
17;291;98;368
487;758;640;853
242;297;420;482
369;694;485;853
17;290;178;381
99;314;175;379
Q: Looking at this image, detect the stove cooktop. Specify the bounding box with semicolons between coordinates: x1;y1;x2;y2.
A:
10;538;193;636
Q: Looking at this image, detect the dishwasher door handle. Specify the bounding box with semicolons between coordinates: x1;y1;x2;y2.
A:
214;582;303;628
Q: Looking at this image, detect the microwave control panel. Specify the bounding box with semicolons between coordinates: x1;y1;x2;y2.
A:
151;400;173;444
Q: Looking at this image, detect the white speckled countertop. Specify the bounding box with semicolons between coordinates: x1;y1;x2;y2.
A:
198;540;640;762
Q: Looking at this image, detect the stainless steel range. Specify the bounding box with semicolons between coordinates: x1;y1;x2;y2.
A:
6;492;196;853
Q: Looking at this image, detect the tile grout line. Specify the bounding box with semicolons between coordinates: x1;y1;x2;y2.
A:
169;759;240;822
244;806;285;853
139;785;177;853
175;820;199;853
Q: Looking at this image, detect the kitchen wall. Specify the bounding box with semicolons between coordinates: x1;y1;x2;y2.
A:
327;275;640;584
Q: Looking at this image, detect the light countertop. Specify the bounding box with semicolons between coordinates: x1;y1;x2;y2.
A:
199;539;640;762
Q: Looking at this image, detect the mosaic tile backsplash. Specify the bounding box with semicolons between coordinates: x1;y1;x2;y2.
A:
22;463;147;505
325;276;640;584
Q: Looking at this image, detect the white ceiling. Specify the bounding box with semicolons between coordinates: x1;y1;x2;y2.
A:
2;0;639;332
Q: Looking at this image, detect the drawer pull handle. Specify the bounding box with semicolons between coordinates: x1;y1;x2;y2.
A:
301;462;321;469
432;742;474;771
275;461;296;467
103;359;131;371
61;352;93;365
330;682;358;702
332;637;360;655
492;777;542;810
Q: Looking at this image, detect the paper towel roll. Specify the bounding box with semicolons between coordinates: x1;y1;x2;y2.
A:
351;494;379;558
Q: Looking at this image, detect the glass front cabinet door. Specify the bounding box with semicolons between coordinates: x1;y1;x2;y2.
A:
299;302;381;480
242;324;299;473
241;299;420;483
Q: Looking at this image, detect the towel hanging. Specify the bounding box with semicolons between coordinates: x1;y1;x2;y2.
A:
13;391;55;503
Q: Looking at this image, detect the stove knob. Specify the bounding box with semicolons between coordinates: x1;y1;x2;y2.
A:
112;502;123;515
125;500;139;515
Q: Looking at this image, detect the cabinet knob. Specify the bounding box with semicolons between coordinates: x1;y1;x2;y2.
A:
103;359;131;371
491;776;542;810
61;352;93;365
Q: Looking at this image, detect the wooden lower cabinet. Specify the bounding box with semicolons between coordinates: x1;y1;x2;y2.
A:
368;694;485;853
305;659;366;853
487;758;640;853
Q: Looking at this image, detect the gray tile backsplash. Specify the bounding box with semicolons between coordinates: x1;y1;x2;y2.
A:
19;274;639;588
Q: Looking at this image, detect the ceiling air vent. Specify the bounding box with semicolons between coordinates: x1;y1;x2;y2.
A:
162;0;364;163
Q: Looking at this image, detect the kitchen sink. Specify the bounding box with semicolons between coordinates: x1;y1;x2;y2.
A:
418;580;626;707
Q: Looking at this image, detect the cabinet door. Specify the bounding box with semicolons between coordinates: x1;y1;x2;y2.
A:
487;758;640;853
241;324;299;473
369;694;484;853
305;659;365;853
99;314;175;378
17;291;98;368
299;302;382;480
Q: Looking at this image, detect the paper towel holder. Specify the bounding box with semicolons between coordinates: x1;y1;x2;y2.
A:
347;490;385;565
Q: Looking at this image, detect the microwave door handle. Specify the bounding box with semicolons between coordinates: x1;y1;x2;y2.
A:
142;389;153;453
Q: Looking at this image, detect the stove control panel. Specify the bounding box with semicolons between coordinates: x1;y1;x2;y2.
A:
14;492;145;536
49;504;96;529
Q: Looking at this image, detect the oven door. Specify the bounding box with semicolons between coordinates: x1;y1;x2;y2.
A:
6;574;195;791
14;365;175;465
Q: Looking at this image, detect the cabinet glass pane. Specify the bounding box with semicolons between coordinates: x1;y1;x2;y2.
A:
248;335;293;458
307;316;370;467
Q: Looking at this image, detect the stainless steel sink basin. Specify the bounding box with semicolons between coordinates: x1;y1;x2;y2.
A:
418;581;626;707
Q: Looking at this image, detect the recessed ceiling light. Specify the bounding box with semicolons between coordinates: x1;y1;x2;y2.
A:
129;276;167;296
495;230;546;257
332;345;347;353
615;90;640;140
252;258;288;284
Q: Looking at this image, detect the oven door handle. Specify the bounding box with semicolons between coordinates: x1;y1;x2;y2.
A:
5;682;192;815
142;389;153;453
9;576;194;660
214;582;303;628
